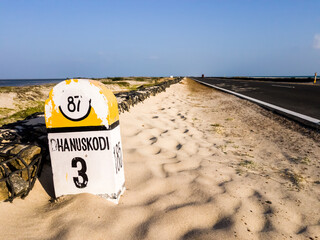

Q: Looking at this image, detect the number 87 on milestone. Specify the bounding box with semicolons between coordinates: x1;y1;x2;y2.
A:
45;79;125;204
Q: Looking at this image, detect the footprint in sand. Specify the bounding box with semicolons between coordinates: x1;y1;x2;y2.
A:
176;143;182;150
149;137;158;145
162;130;168;134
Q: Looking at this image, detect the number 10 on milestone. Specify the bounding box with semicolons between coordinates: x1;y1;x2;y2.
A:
45;79;125;204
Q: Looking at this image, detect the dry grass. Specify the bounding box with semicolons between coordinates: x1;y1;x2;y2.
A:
281;169;304;188
0;77;170;126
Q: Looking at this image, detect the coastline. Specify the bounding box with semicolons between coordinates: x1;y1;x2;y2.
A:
0;78;319;239
0;77;170;126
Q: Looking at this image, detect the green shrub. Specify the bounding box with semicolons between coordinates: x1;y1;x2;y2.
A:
0;101;44;126
110;77;124;81
134;77;145;81
102;81;130;87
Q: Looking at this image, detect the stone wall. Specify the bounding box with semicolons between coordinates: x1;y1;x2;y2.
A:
116;77;182;112
0;77;182;202
0;131;41;201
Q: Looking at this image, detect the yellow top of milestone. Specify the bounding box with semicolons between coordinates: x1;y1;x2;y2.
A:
45;79;119;129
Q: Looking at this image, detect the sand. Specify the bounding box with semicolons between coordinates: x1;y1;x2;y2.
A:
0;78;319;240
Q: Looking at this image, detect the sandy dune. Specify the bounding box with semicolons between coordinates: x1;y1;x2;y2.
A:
0;78;319;240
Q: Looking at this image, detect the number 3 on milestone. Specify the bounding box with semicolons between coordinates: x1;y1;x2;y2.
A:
72;157;88;188
59;93;92;121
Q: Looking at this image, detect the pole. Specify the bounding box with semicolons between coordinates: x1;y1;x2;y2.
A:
314;72;317;84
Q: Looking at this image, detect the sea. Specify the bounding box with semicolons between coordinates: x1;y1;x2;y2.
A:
0;76;318;87
0;78;67;87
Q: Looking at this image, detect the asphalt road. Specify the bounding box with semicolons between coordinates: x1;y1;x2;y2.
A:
192;77;320;120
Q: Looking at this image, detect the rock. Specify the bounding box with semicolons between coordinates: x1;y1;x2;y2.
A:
9;144;28;155
0;140;41;201
19;145;41;165
0;166;9;201
9;173;29;195
114;77;182;114
7;145;41;181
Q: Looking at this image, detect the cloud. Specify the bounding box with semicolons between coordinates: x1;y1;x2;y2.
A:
314;34;320;49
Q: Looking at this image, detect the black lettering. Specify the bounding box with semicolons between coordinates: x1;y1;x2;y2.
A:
98;137;106;150
52;136;111;152
57;138;64;152
113;141;123;174
67;96;76;112
72;157;88;188
81;138;87;151
87;137;93;151
92;137;99;150
69;138;77;151
106;137;109;150
64;138;70;151
50;139;57;151
76;138;81;151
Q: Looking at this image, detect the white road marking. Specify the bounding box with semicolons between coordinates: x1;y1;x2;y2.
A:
272;85;295;89
193;79;320;126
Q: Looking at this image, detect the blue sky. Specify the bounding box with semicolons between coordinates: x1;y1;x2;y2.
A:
1;0;320;78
